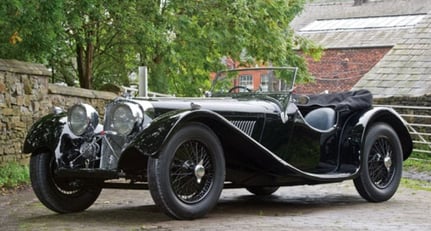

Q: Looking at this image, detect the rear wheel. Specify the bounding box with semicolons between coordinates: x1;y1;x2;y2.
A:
30;151;101;213
148;123;225;219
353;123;403;202
246;186;279;196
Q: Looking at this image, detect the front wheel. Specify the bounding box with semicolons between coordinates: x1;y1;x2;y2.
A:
148;123;225;220
30;151;102;213
353;122;403;202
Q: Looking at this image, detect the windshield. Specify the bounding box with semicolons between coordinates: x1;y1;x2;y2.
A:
210;67;298;95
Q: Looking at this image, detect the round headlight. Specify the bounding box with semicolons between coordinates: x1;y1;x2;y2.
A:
67;104;99;136
110;103;143;136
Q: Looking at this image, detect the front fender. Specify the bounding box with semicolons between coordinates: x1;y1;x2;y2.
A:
351;107;413;160
124;109;232;158
22;113;67;154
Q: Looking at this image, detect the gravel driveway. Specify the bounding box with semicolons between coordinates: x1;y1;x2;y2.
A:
1;180;430;231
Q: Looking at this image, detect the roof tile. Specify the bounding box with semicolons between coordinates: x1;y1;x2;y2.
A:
354;12;431;97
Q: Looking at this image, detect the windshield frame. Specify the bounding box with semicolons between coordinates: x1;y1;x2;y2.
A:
209;67;298;96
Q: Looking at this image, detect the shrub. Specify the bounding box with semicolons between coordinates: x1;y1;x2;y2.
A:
0;162;30;189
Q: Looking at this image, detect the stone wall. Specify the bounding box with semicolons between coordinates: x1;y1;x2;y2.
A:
375;95;431;152
0;59;117;164
374;95;431;121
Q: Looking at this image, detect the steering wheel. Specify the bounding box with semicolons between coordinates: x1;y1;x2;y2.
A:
228;86;252;93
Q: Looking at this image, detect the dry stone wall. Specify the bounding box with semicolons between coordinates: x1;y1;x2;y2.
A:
0;59;117;164
375;95;431;151
374;95;431;123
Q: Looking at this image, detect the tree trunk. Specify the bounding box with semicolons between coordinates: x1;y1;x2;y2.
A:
76;41;94;89
85;40;94;89
76;43;86;88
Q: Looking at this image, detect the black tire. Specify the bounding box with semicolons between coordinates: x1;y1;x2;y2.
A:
30;151;102;213
353;122;403;202
246;186;279;196
148;123;225;220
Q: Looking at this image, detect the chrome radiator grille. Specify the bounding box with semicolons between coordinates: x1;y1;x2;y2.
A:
230;120;256;136
100;135;125;169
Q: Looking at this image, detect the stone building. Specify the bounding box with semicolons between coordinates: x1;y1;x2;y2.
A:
292;0;431;96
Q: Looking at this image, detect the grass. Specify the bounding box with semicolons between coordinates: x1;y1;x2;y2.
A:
0;161;30;189
404;152;431;172
401;178;431;192
404;158;431;172
401;151;431;191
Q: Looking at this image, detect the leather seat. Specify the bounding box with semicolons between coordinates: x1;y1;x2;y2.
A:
304;107;336;131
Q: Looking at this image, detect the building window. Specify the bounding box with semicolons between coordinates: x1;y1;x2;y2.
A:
260;74;269;92
239;75;253;91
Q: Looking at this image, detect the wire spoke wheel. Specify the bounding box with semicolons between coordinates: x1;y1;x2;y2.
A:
353;122;403;202
368;137;395;189
170;140;214;203
148;123;225;219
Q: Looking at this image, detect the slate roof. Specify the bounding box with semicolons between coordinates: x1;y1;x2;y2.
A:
293;0;431;48
293;0;431;97
297;14;425;48
353;12;431;97
292;0;431;30
300;15;425;32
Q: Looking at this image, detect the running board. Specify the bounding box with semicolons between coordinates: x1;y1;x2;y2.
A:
293;170;358;181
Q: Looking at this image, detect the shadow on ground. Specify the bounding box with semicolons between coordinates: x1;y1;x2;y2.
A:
22;192;366;226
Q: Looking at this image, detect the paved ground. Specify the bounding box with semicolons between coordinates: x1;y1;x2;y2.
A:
1;180;431;231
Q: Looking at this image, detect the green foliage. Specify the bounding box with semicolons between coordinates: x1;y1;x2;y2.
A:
0;0;321;96
0;162;29;189
0;1;64;63
140;0;322;96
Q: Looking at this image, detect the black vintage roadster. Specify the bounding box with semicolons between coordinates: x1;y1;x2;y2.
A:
23;67;412;219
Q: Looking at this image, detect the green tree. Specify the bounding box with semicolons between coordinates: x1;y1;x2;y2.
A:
135;0;321;96
0;0;320;95
0;1;64;65
62;1;138;89
0;0;138;89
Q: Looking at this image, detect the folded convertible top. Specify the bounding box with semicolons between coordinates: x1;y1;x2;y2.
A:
305;89;373;112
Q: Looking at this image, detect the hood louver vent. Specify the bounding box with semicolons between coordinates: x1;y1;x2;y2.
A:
230;120;256;136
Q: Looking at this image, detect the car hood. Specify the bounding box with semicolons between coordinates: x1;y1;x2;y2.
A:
138;97;282;115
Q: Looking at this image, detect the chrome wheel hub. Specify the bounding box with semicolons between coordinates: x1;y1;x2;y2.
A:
384;154;392;171
194;160;205;184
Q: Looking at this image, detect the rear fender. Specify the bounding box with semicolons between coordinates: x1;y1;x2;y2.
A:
351;107;413;160
22;113;67;155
